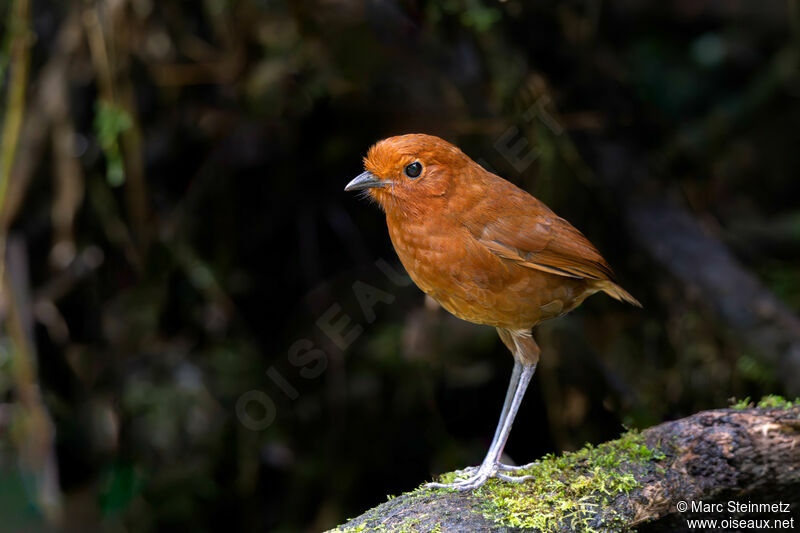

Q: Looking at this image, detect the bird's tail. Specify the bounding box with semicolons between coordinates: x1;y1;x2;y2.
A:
594;280;642;308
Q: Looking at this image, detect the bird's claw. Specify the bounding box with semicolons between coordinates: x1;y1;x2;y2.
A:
425;463;534;491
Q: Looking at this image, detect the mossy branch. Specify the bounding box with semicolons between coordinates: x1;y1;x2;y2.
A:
332;405;800;532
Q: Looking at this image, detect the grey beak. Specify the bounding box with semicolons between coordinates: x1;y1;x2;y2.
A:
345;171;384;192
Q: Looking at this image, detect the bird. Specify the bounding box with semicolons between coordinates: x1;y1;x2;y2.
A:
345;133;640;491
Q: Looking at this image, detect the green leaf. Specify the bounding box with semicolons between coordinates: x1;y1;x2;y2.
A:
93;100;132;187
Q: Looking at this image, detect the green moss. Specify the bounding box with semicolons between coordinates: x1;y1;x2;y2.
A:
397;516;421;532
335;524;369;533
730;396;752;409
756;395;800;409
331;491;442;532
730;395;800;410
437;430;665;531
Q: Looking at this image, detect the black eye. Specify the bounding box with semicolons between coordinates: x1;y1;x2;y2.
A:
404;162;422;179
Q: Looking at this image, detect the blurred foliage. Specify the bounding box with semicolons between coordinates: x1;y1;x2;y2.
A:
0;0;799;531
94;101;132;187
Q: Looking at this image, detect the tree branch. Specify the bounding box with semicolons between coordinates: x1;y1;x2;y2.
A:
332;405;800;532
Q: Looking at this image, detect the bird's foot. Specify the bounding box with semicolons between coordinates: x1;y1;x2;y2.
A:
425;462;535;491
451;462;533;476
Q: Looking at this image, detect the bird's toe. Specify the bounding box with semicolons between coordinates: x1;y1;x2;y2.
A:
495;472;535;483
427;462;535;491
496;462;535;472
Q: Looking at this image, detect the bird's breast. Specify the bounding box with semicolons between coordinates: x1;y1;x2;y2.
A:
386;213;590;330
386;215;453;296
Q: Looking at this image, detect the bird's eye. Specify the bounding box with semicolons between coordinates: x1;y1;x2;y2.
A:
404;162;422;179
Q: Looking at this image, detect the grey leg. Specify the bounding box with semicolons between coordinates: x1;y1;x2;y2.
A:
445;361;522;480
481;363;535;466
488;360;522;454
427;362;537;490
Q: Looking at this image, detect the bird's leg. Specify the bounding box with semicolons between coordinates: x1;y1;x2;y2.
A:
427;362;538;491
477;363;536;479
427;330;541;490
445;361;523;480
487;329;535;474
486;360;523;459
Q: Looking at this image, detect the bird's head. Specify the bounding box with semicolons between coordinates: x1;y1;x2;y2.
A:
345;134;473;215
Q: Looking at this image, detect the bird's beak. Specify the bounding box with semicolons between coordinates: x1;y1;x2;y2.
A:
345;171;385;192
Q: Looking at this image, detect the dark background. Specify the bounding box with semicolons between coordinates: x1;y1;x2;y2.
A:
1;0;799;531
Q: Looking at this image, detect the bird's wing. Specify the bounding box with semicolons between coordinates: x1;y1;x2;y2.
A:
465;195;616;281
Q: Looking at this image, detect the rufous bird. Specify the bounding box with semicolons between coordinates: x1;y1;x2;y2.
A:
345;133;640;490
